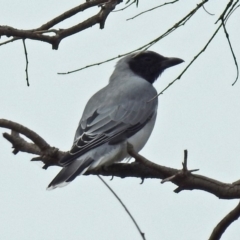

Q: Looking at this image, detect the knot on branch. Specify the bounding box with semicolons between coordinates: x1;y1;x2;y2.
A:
161;150;199;188
31;146;64;169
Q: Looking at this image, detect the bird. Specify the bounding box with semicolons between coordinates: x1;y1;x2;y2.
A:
47;51;184;189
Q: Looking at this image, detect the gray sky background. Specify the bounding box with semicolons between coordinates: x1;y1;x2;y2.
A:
1;1;240;239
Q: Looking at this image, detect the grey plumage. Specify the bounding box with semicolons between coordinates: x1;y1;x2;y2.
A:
47;51;183;189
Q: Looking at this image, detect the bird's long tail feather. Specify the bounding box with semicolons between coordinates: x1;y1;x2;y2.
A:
47;158;94;190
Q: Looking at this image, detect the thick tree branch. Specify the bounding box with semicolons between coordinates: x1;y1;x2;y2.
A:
0;119;65;168
38;0;108;31
0;119;50;150
0;0;122;49
209;201;240;240
1;118;240;200
3;131;41;155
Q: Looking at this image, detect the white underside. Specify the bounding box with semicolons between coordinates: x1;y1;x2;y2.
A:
88;112;157;170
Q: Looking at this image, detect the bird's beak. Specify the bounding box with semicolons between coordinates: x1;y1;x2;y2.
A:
161;57;184;69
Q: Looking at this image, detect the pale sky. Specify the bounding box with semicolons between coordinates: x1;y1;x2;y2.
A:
1;1;240;239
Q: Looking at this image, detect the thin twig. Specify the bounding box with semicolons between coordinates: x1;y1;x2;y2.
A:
97;175;146;240
125;0;138;6
126;0;179;21
225;3;240;24
149;22;222;99
221;19;239;86
182;149;188;170
202;4;215;16
113;1;135;12
0;37;20;46
201;0;216;17
58;0;208;75
161;150;199;186
209;201;240;240
22;39;30;86
58;53;129;74
215;0;233;24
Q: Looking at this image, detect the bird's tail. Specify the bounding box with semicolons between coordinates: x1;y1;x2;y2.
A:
47;158;94;190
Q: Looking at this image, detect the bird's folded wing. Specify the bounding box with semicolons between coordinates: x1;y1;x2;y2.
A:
59;99;156;167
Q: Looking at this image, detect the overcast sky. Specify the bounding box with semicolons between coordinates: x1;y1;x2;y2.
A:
1;1;240;239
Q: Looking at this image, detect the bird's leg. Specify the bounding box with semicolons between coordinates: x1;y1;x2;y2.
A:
126;142;143;162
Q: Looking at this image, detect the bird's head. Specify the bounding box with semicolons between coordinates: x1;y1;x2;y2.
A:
128;51;184;84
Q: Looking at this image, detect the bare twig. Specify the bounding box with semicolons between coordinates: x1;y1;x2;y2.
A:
152;0;239;97
126;0;179;21
125;0;138;6
221;20;239;86
125;0;136;4
128;146;198;188
58;53;131;75
182;149;188;170
58;0;208;75
162;150;199;193
217;0;240;86
215;0;233;24
98;176;146;240
209;201;240;240
113;1;135;12
0;0;122;49
225;4;240;24
151;22;222;99
59;46;168;74
202;3;215;16
22;39;30;86
0;37;20;46
161;149;190;184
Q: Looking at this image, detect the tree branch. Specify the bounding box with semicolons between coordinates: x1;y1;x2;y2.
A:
209;201;240;240
22;39;30;86
58;0;208;75
2;118;240;199
0;119;65;168
221;3;239;86
113;1;135;12
98;175;146;240
0;0;122;49
126;0;179;21
151;0;239;98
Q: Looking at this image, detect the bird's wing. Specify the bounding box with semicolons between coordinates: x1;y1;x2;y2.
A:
59;86;157;167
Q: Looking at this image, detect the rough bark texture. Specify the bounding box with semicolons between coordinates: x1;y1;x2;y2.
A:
0;0;122;49
1;118;240;200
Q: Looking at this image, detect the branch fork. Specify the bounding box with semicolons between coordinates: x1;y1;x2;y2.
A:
161;150;199;184
0;0;123;49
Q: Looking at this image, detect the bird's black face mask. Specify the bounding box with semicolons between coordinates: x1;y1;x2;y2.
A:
128;51;184;84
